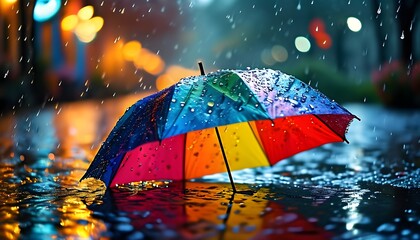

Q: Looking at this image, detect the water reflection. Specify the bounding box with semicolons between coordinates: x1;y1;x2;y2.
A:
88;182;331;239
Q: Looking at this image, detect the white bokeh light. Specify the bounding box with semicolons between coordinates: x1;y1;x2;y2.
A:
347;17;362;32
294;36;311;53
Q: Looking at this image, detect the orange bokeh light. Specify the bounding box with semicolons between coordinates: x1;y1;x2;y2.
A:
122;41;142;61
156;65;199;90
133;49;165;75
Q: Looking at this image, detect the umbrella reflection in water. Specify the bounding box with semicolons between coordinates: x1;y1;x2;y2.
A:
88;182;332;239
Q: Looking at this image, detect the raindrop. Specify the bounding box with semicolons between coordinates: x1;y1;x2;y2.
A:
377;3;381;14
225;51;232;59
297;1;301;10
400;31;405;39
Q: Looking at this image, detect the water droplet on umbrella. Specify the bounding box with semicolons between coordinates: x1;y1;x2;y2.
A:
207;101;214;107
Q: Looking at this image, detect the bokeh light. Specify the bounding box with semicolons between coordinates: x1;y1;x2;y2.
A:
156;65;198;90
89;17;104;32
271;45;288;62
77;5;94;21
61;6;103;43
294;36;311;53
315;32;332;49
309;18;326;36
61;15;78;31
133;49;165;75
75;22;97;43
33;0;61;22
122;41;142;61
347;17;362;32
261;48;276;66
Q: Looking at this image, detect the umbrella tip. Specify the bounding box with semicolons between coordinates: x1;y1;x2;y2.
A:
198;61;205;75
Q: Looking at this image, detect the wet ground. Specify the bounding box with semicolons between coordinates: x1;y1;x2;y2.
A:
1;94;420;239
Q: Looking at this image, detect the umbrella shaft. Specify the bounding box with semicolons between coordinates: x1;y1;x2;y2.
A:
215;127;237;193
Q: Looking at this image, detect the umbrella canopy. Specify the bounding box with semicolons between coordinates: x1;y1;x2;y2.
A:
81;67;358;188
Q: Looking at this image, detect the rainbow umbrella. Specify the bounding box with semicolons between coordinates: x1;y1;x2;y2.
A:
81;63;358;191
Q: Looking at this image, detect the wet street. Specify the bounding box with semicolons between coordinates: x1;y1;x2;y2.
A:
1;94;420;239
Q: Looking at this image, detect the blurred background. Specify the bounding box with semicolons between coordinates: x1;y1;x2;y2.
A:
1;0;419;112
